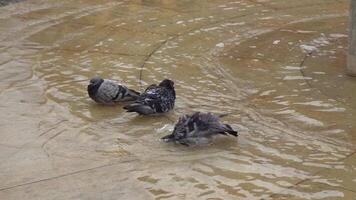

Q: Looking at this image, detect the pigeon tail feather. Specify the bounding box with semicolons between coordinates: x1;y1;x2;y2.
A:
123;103;154;115
161;134;175;142
223;124;238;137
128;88;140;96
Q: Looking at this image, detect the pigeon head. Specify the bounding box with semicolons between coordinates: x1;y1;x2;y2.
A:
159;79;174;88
159;79;175;98
88;77;104;99
89;77;104;85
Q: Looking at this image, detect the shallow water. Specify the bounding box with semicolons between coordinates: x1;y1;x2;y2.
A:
1;0;356;199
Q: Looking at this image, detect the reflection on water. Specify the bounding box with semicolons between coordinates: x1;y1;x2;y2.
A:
0;0;356;199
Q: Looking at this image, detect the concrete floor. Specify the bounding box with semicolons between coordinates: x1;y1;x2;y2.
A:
0;0;356;199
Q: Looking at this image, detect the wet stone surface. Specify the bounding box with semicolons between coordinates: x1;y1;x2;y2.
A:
0;0;356;199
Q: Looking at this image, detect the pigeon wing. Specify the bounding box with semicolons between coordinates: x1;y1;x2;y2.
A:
96;80;121;103
140;87;167;113
187;113;222;137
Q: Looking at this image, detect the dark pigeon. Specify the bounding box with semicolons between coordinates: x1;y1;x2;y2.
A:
87;77;140;105
161;112;238;146
123;79;175;115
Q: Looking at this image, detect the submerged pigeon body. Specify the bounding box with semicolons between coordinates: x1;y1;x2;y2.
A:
87;77;140;105
123;79;175;115
162;112;238;146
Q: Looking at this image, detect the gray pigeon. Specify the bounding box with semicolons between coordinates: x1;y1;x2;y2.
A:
123;79;175;115
161;112;238;146
87;77;140;105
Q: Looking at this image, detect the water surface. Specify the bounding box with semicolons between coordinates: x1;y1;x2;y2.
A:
0;0;356;199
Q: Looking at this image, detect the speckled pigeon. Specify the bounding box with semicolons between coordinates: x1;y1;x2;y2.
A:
87;77;140;105
161;112;238;146
123;79;175;115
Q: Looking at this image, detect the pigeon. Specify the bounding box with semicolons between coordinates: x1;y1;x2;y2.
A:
161;112;238;146
123;79;175;115
87;77;140;105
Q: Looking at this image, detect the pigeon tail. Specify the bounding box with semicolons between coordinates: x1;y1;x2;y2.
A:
128;88;140;96
161;134;175;142
223;124;238;137
127;89;140;100
123;103;155;115
217;113;231;118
